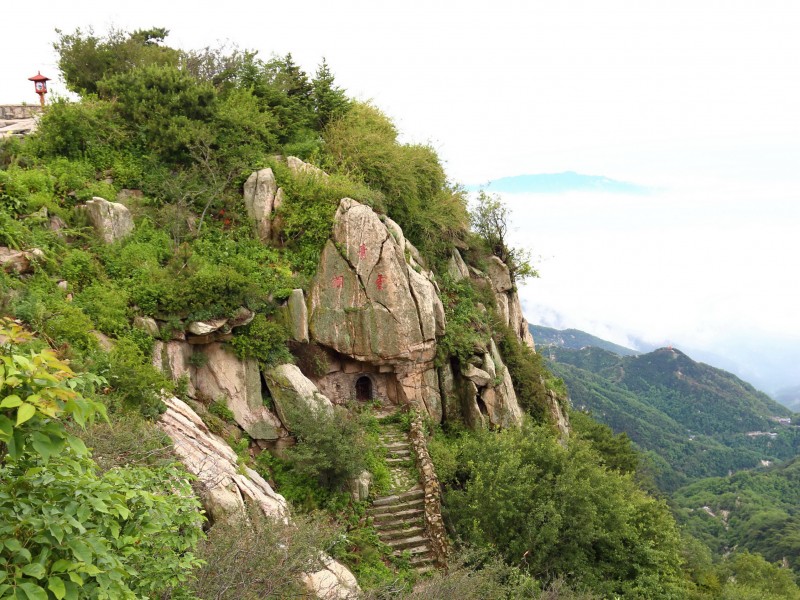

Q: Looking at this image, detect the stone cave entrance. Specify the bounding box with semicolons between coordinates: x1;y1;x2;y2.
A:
355;376;373;402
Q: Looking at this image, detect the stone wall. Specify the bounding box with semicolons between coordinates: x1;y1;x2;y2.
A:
0;104;41;119
408;412;448;568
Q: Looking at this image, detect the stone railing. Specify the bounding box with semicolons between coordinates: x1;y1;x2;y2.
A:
0;105;41;120
408;411;448;568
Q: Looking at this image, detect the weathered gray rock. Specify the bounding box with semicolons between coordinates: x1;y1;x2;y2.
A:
194;343;286;440
438;362;459;422
152;340;194;395
487;340;524;427
348;470;372;502
78;197;134;244
159;396;359;599
461;363;492;387
309;199;438;363
159;395;288;522
447;249;470;281
0;247;43;274
483;352;497;380
187;317;228;336
134;316;160;337
495;293;510;326
228;307;255;329
263;364;334;432
486;256;513;293
547;389;570;441
286;156;329;179
243;168;278;242
302;555;360;600
90;330;114;352
422;368;443;424
286;289;309;343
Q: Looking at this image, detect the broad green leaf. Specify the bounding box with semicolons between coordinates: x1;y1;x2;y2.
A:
0;415;12;441
67;571;83;586
0;394;22;408
48;576;66;600
4;539;21;553
16;403;36;426
18;581;48;600
50;560;71;573
65;435;86;456
67;540;91;564
21;563;46;580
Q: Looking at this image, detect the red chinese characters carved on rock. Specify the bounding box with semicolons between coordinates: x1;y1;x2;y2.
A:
358;243;367;260
376;274;386;290
332;275;344;289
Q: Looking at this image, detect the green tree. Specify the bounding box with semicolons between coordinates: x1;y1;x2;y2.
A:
311;58;349;129
443;422;688;598
55;27;180;96
470;191;537;282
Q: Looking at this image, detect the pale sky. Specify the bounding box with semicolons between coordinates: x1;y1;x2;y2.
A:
2;1;799;393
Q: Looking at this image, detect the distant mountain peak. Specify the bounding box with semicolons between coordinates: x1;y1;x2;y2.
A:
467;171;651;195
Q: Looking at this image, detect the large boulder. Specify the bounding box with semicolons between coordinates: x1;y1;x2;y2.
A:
486;256;513;293
159;396;360;599
77;197;134;244
152;340;194;395
0;246;43;274
194;343;286;440
308;199;441;363
485;339;524;427
286;289;309;343
447;249;470;281
286;156;329;179
263;364;334;432
243;168;279;242
158;395;288;522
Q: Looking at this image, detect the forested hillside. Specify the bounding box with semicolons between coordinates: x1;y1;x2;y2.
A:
1;27;798;600
546;345;798;490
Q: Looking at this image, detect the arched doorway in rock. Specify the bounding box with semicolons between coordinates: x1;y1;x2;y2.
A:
355;376;373;402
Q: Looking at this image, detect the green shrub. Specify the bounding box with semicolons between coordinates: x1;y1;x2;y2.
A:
495;323;551;421
0;449;203;599
436;276;492;368
100;336;170;418
74;282;131;335
230;314;292;367
60;248;104;290
209;400;235;422
443;422;688;598
190;507;339;600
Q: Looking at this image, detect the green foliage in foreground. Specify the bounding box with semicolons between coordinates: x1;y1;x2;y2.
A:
0;319;203;599
434;421;689;598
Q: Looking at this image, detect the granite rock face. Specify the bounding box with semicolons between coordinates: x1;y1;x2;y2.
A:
194;343;287;440
262;364;334;432
77;197;134;244
243;168;279;242
158;396;360;599
309;198;440;363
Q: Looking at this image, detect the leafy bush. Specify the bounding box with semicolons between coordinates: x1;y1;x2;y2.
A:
0;450;203;599
495;323;551;421
322;102;468;259
436;276;492;368
442;422;689;598
74;282;131;336
100;336;170;418
231;314;293;367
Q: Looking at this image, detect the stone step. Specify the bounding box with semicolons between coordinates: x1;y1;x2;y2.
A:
371;488;424;507
414;565;435;575
367;499;425;517
387;448;411;457
384;441;410;450
370;511;425;528
377;525;425;541
404;546;434;559
386;457;414;465
409;554;435;567
386;535;429;551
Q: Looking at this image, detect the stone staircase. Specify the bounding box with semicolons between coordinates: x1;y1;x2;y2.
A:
366;423;437;573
